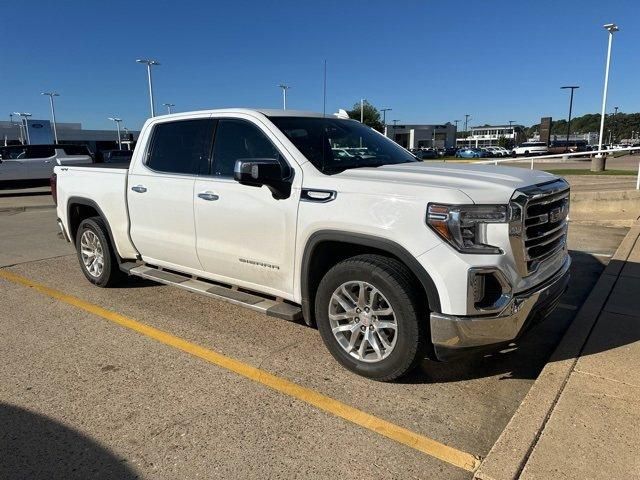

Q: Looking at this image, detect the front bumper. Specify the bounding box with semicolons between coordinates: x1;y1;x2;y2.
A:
430;255;571;361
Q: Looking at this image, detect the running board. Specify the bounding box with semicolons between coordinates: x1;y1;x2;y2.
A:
121;263;302;322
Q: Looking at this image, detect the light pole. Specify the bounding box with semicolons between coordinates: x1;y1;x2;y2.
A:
360;98;366;123
593;23;619;171
508;120;516;148
108;117;123;149
41;92;60;144
380;108;392;134
561;86;579;152
277;84;291;110
613;106;619;143
13;112;32;144
464;114;471;146
136;59;160;117
163;103;175;114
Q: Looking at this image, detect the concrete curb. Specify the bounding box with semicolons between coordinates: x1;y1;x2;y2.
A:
474;221;640;480
0;205;56;213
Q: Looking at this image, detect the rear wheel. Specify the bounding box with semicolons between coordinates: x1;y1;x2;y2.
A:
75;217;124;287
315;254;427;381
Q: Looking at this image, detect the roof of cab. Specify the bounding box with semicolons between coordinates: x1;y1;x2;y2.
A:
151;108;347;120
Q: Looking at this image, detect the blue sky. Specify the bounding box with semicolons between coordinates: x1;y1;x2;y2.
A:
1;0;638;131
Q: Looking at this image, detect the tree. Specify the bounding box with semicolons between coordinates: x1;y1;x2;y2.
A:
346;100;384;132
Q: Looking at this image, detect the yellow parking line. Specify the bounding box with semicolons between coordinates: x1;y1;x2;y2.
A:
0;269;481;472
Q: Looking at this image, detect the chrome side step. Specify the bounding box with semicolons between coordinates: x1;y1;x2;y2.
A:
121;263;302;322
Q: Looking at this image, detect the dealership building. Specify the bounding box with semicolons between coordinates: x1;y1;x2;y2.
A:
456;124;526;148
385;123;457;149
0;119;139;153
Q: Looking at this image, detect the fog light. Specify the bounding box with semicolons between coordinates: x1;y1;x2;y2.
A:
468;268;512;313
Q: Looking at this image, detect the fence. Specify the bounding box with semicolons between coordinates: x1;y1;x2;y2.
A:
469;147;640;190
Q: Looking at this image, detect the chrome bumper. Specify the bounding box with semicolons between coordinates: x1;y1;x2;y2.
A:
430;255;571;361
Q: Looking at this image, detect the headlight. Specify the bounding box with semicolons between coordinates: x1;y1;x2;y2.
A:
426;204;508;254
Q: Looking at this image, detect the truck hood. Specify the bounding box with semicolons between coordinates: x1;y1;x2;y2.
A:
335;162;558;203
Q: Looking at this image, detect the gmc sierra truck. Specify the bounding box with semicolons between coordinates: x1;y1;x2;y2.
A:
53;109;570;381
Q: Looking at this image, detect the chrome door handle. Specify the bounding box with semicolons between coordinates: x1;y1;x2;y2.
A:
131;185;147;193
197;191;219;201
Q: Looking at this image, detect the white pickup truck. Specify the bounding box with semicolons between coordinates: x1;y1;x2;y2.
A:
53;109;570;381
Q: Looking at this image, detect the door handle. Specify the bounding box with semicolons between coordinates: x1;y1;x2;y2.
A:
131;185;147;193
197;191;219;201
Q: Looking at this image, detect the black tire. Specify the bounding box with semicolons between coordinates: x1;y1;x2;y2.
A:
315;254;427;381
75;216;124;287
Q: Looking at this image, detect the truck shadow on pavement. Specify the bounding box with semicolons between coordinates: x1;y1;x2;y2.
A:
0;402;139;479
404;250;629;384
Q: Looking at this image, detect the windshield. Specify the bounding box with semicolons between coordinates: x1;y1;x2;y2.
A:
269;116;418;174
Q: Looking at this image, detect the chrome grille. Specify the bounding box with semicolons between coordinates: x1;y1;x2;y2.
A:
509;179;570;276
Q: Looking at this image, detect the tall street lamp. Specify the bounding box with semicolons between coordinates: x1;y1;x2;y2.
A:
108;117;123;149
360;98;366;123
163;103;175;114
380;107;392;134
613;106;619;143
136;59;160;117
277;84;291;110
13;112;32;144
509;120;517;148
561;86;579;152
593;23;619;171
41;92;60;144
464;114;471;146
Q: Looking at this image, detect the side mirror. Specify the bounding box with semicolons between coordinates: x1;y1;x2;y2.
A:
234;158;291;200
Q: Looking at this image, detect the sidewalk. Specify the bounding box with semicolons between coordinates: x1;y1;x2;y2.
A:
0;187;54;211
476;220;640;479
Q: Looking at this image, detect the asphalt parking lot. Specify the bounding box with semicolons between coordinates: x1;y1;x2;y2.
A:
0;204;629;479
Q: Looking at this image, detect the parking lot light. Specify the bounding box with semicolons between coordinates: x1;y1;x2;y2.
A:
561;86;579;153
593;23;619;171
108;117;123;149
136;59;160;117
13;112;32;145
41;92;60;144
277;84;291;110
163;103;175;114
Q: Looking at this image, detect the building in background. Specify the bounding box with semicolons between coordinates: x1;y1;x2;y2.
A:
385;123;456;149
0;120;139;155
456;124;525;148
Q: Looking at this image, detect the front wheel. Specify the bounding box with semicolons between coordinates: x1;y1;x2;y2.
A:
315;255;427;381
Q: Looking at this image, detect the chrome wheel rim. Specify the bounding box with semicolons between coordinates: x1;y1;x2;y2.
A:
80;230;104;278
328;281;398;363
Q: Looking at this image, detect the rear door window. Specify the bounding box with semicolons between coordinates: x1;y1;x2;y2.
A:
25;145;55;158
146;119;215;175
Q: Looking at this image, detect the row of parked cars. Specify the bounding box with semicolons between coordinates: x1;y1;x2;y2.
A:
0;144;133;184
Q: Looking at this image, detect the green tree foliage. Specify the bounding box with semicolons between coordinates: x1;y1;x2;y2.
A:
346;100;384;132
527;112;640;141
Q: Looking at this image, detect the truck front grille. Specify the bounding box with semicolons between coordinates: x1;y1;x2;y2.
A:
510;179;570;276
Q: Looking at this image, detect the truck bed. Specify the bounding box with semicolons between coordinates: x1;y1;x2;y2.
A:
54;164;138;259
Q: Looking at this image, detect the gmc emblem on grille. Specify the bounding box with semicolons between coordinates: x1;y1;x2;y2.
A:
549;201;569;223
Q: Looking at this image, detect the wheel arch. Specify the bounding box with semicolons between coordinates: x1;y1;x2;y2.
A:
67;196;122;263
300;231;441;327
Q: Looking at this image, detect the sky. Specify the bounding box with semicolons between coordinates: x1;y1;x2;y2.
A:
1;0;639;131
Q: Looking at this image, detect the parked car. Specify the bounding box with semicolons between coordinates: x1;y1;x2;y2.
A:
0;144;93;183
455;147;490;158
547;140;588;155
53;108;570;381
512;142;548;157
415;148;438;160
101;149;134;164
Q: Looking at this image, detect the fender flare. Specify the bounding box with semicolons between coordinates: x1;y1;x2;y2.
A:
66;196;123;263
300;230;442;325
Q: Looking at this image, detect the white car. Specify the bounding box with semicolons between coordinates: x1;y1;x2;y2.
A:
512;142;549;157
0;144;93;182
483;147;504;157
53;109;570;381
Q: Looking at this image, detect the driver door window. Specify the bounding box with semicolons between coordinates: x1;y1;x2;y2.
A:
211;119;285;177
